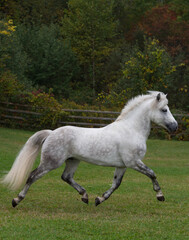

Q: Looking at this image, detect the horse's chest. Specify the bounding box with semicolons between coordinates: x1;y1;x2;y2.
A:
132;143;146;159
121;141;146;160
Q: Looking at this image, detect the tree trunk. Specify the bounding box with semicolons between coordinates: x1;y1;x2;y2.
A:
92;60;95;98
92;38;95;98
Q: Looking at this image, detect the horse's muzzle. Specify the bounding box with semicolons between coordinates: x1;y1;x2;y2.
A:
166;122;178;133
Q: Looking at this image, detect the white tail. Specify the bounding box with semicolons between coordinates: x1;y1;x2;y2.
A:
1;130;52;190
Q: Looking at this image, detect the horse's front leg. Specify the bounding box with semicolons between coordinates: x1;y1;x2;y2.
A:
95;167;126;206
133;160;165;201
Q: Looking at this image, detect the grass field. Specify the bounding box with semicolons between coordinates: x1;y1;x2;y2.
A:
0;127;188;240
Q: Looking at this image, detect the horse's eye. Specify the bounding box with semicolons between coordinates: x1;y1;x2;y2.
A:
161;109;167;113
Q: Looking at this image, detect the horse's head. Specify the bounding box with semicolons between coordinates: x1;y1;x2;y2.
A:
149;92;178;133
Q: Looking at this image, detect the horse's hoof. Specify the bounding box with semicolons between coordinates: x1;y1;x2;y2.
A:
95;197;101;207
82;197;89;204
12;199;18;208
157;195;165;201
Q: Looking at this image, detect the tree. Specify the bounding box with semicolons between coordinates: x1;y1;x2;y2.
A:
169;0;189;22
0;0;68;25
113;0;158;40
1;23;80;98
138;5;189;59
61;0;117;98
108;38;180;102
0;19;17;73
0;19;25;102
14;24;80;98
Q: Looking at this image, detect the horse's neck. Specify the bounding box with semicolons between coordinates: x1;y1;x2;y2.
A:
119;104;151;139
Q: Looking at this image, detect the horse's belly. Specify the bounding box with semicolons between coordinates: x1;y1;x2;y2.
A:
72;142;124;167
76;155;125;167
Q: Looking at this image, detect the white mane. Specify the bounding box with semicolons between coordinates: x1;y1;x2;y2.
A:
116;91;167;121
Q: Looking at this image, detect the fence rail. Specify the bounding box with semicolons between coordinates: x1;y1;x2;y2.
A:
0;102;119;128
0;102;188;129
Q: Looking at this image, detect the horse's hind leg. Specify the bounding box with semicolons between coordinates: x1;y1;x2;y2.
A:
133;160;165;201
12;165;50;207
95;167;126;206
61;158;88;204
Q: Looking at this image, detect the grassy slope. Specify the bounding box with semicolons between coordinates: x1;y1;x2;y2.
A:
0;127;188;240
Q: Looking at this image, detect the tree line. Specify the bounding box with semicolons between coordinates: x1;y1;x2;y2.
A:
0;0;189;111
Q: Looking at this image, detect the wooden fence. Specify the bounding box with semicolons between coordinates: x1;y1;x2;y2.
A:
0;102;119;128
0;102;188;130
60;108;119;127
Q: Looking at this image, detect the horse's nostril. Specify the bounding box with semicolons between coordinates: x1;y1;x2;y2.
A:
166;122;178;133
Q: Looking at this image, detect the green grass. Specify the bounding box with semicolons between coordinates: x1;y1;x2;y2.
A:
0;127;188;240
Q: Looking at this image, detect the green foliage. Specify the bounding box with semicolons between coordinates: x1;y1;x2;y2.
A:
62;87;95;107
113;0;158;39
0;19;30;86
4;30;29;85
0;20;27;103
96;38;184;109
174;116;189;141
3;24;80;98
28;89;67;128
61;0;117;97
0;71;23;102
96;88;132;109
0;0;67;25
166;64;189;111
0;0;189;113
0;19;15;71
115;38;179;97
0;19;16;36
169;0;189;22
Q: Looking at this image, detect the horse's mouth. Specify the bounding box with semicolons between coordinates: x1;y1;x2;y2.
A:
165;122;178;133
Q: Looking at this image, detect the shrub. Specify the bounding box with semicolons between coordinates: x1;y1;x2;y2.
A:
0;71;23;102
28;89;67;129
96;88;132;110
173;115;189;141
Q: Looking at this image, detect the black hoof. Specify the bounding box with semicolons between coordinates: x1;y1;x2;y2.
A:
157;195;165;201
95;197;101;207
82;197;89;204
12;199;18;208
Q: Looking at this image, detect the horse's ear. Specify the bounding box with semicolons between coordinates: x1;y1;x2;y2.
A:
156;93;161;102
